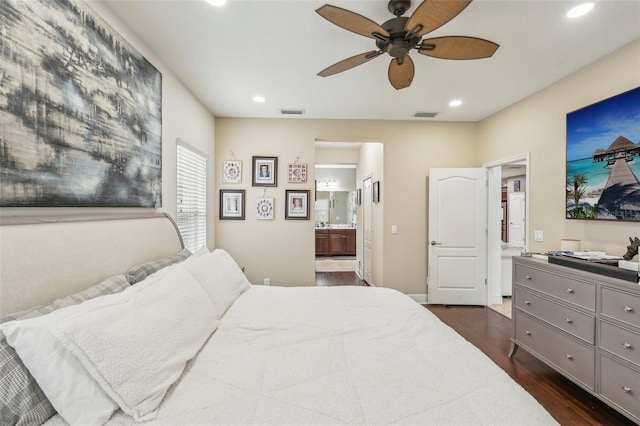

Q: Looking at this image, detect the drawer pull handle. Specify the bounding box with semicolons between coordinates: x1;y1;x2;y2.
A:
525;300;531;305
525;331;531;336
565;318;573;324
566;288;574;294
623;386;632;393
623;342;632;350
566;354;573;360
525;275;532;280
624;306;633;313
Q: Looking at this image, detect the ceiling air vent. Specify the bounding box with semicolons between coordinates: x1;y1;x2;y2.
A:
280;109;305;115
414;112;438;118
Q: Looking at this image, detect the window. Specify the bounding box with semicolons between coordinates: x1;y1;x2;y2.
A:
176;142;207;252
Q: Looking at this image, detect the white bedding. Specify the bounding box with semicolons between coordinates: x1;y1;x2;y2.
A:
44;286;557;425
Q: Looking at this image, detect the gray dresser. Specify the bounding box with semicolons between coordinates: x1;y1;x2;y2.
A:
509;256;640;424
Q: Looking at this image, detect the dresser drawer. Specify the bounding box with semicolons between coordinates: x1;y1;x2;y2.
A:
599;321;640;367
514;287;595;344
515;312;594;389
514;263;595;310
599;354;640;421
601;287;640;329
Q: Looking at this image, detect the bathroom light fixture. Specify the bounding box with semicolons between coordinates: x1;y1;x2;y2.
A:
252;95;265;103
205;0;227;6
449;99;463;107
567;3;594;18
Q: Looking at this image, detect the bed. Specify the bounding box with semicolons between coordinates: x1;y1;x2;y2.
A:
0;214;558;425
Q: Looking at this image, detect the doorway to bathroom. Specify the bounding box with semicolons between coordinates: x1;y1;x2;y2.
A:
485;154;529;318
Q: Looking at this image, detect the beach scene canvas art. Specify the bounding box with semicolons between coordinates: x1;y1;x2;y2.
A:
566;87;640;221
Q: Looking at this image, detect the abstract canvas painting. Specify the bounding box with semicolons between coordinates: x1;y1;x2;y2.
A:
566;87;640;221
0;0;162;207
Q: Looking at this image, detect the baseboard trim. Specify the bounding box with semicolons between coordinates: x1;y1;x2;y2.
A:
408;294;427;304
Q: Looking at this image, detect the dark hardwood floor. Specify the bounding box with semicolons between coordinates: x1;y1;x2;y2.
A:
315;271;368;286
317;271;635;426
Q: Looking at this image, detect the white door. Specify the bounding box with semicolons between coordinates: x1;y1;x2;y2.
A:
508;192;525;248
363;177;373;284
427;168;487;305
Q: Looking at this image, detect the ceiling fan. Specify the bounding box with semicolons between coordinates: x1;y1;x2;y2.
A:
316;0;499;90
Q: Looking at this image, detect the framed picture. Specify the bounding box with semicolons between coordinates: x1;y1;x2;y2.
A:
514;180;520;192
373;181;380;203
256;197;274;220
220;190;245;220
285;190;310;220
223;160;242;183
357;188;362;205
0;0;162;207
288;163;307;183
566;86;640;221
252;156;277;187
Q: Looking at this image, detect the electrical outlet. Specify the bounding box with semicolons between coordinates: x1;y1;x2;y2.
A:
263;278;270;286
534;230;543;242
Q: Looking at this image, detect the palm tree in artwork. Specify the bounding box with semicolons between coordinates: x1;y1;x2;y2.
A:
567;172;592;218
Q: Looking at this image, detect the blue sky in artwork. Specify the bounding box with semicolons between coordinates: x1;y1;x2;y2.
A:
566;87;640;162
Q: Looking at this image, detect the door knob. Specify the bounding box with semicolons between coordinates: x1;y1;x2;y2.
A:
430;241;441;246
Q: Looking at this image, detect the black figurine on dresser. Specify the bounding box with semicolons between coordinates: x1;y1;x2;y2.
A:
622;236;639;261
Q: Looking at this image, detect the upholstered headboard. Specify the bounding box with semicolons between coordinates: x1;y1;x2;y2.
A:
0;213;184;316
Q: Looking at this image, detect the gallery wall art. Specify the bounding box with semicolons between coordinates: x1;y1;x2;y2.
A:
566;87;640;221
0;0;162;207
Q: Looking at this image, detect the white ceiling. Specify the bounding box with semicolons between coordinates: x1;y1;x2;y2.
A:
99;0;640;122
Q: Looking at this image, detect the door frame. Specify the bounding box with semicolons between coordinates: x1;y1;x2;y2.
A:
483;153;530;306
361;175;373;284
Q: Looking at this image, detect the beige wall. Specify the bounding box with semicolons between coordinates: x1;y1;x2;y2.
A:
214;119;317;286
478;39;640;256
215;118;478;293
0;3;218;249
315;147;359;164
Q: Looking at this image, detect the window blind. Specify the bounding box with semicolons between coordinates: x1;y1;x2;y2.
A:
176;142;207;252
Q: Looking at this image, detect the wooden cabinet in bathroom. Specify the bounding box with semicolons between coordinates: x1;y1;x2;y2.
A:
329;229;356;256
315;229;329;257
316;229;356;257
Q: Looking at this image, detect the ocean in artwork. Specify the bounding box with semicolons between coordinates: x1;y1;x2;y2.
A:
567;157;640;196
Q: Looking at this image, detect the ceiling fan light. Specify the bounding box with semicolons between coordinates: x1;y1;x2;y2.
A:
449;99;463;107
567;3;594;18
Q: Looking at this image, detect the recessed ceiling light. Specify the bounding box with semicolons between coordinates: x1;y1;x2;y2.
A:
567;3;594;18
449;99;463;108
253;95;265;103
205;0;227;6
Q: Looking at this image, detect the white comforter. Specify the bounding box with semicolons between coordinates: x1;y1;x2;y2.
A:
46;286;557;425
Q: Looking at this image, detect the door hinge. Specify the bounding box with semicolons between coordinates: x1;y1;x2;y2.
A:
484;278;488;286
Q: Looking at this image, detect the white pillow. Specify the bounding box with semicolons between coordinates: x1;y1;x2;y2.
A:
190;245;211;259
2;310;119;425
183;248;251;318
2;264;218;424
141;245;210;282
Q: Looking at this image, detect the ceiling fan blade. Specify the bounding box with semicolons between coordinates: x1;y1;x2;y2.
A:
388;56;415;90
418;36;499;59
406;0;472;37
316;5;389;39
318;51;382;77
